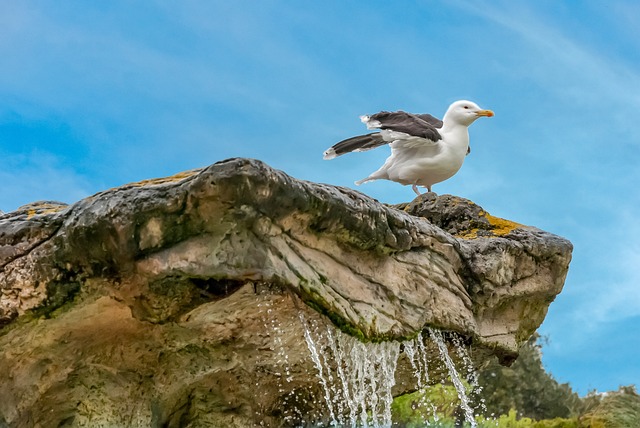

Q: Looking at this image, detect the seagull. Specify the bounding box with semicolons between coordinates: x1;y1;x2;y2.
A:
323;100;494;195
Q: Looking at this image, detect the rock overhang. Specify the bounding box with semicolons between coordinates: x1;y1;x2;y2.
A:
0;158;572;364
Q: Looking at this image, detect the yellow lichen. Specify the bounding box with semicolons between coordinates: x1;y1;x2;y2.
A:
456;228;480;239
122;169;200;188
455;211;523;240
25;203;68;219
484;213;522;236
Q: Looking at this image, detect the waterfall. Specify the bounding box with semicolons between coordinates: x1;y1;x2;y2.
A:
299;315;480;427
429;328;477;427
403;332;439;423
299;312;400;427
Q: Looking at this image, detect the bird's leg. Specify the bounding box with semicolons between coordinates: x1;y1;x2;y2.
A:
412;184;421;196
427;185;432;193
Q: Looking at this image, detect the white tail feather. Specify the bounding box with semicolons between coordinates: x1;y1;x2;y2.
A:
360;115;381;130
354;177;374;186
323;148;337;160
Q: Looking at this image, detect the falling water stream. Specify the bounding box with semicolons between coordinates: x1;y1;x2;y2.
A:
298;312;480;427
299;312;400;427
429;328;477;428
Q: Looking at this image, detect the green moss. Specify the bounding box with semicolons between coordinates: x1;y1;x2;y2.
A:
317;272;328;285
392;393;580;428
0;310;37;338
0;281;83;336
32;281;82;319
304;299;368;343
301;290;424;344
331;227;395;256
392;384;461;426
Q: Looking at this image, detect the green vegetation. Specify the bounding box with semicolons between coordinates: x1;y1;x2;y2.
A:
579;386;640;428
391;383;462;426
473;334;582;420
391;335;640;427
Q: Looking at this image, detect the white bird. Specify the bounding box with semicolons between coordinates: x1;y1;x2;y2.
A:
323;100;494;195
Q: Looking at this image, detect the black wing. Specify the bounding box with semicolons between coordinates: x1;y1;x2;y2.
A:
369;111;442;141
415;113;443;128
323;133;385;159
323;110;451;160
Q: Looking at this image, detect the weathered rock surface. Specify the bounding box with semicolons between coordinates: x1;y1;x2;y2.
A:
0;158;572;427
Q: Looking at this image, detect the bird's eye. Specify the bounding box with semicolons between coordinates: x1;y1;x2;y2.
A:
463;106;469;109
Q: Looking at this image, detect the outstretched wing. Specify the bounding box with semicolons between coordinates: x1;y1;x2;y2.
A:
366;111;442;141
414;113;443;128
323;133;386;160
323;110;454;160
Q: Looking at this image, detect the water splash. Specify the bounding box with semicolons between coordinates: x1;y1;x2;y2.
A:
298;314;400;428
403;333;439;423
429;328;477;427
258;296;304;424
452;334;486;415
291;303;481;427
298;312;339;425
403;334;429;389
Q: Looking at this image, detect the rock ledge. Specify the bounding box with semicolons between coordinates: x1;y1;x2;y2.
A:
0;158;572;427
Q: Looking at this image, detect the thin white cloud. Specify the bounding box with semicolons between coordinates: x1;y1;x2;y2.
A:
569;212;640;328
443;1;640;339
0;151;90;212
454;1;640;114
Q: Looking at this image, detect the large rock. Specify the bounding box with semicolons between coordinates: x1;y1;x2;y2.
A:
0;158;572;427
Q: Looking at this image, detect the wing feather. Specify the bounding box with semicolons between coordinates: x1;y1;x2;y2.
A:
323;110;451;160
323;133;386;159
415;113;443;128
368;111;442;141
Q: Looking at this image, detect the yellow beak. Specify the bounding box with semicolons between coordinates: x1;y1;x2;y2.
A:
476;109;495;117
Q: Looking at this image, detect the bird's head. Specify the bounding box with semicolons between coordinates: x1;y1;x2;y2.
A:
444;100;494;126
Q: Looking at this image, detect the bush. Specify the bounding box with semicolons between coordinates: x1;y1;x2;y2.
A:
390;335;637;428
473;335;582;420
391;384;461;427
476;409;578;428
578;386;640;428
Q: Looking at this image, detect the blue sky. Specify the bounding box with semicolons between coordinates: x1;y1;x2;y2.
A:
1;1;639;395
